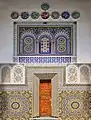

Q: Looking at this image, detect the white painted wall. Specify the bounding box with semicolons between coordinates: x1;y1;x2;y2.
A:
0;0;91;63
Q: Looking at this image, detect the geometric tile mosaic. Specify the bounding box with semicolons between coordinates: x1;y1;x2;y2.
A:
59;91;91;120
14;22;76;56
0;91;32;120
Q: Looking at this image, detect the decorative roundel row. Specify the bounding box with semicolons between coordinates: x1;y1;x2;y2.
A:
11;11;80;20
11;2;80;20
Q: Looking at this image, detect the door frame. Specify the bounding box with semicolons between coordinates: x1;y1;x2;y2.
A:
33;73;58;117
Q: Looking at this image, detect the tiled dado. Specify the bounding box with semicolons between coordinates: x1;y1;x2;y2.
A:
0;90;91;120
58;90;91;120
0;91;32;120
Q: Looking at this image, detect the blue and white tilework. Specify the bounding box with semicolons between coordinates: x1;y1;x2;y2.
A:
14;22;76;56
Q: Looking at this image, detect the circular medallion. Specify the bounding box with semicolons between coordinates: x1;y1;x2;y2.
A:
11;102;20;109
61;11;70;19
24;37;33;44
57;37;66;44
41;3;50;10
24;45;33;52
41;12;49;19
69;76;77;82
71;101;79;109
69;67;76;74
31;12;40;19
11;12;19;19
71;11;80;19
57;45;66;52
21;12;29;19
51;11;60;19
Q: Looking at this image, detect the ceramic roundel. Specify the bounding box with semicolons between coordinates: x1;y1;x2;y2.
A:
24;45;33;53
24;36;33;44
41;3;50;10
21;12;29;19
51;11;60;19
61;11;70;19
57;37;66;44
41;12;50;19
31;12;40;19
57;45;66;52
11;12;19;19
71;11;80;19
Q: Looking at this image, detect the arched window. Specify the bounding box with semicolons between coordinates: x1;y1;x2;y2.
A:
55;30;72;55
11;65;25;84
20;32;35;55
79;65;90;83
39;35;51;54
66;65;78;84
1;65;11;84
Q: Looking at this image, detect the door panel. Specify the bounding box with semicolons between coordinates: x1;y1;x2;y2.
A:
39;80;51;116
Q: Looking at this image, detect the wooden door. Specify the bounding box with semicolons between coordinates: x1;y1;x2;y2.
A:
39;80;51;116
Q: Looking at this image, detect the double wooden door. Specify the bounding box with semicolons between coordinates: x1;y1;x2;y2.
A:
39;80;51;116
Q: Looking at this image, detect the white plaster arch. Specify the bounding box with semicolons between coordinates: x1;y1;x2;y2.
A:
79;64;90;83
0;65;11;84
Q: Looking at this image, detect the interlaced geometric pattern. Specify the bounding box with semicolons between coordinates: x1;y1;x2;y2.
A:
59;91;91;120
66;64;91;85
14;22;76;56
66;65;78;83
39;37;51;54
11;65;25;84
0;91;32;120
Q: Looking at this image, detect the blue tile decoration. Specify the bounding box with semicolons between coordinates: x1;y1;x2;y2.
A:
39;35;51;54
14;22;76;56
19;56;71;63
61;11;70;19
13;56;77;64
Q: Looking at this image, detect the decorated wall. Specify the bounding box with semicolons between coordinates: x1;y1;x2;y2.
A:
0;0;91;62
0;0;91;120
0;64;91;120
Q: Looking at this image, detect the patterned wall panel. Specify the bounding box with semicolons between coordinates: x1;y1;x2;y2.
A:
0;64;25;85
0;91;32;120
20;32;35;55
11;64;25;84
65;64;91;85
55;28;71;55
66;65;78;84
58;91;91;120
14;22;76;56
39;34;51;54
